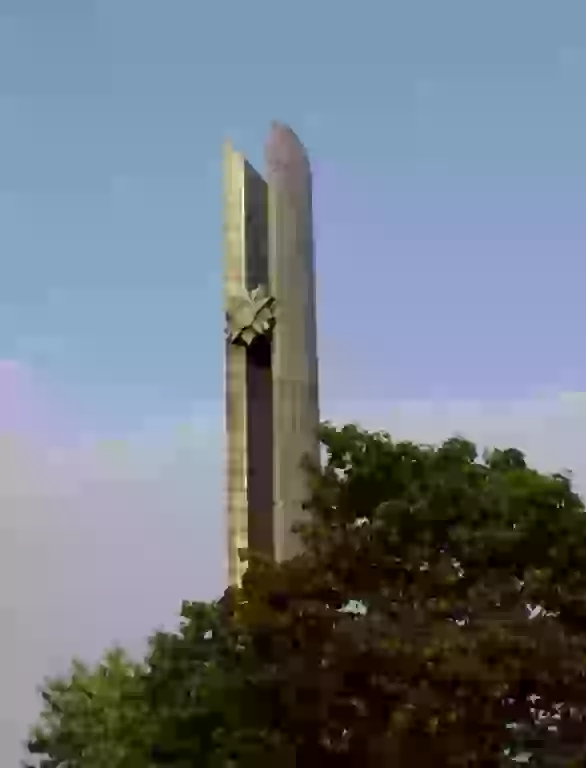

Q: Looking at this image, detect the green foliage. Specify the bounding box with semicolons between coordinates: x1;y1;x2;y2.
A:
144;599;248;766
26;423;586;766
25;647;155;767
212;425;586;766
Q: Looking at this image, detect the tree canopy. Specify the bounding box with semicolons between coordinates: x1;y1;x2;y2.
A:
25;647;154;767
26;423;586;766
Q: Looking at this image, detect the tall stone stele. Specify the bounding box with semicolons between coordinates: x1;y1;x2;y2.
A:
223;122;320;585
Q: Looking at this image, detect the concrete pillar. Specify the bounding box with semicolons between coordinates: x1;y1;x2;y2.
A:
223;124;319;584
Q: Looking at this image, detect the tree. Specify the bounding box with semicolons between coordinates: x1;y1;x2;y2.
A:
26;423;586;766
227;424;586;766
144;599;247;766
149;424;586;766
25;647;154;767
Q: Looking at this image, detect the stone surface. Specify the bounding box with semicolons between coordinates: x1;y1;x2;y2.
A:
265;122;320;564
223;124;319;585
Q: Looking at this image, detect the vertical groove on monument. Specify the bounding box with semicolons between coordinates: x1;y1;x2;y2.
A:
243;163;274;560
266;122;320;563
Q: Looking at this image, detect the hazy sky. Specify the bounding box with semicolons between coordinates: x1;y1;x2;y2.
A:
2;0;586;761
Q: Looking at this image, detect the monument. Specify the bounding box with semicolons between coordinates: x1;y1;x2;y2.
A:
223;122;320;585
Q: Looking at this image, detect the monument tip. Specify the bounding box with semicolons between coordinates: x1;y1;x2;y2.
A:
266;121;310;169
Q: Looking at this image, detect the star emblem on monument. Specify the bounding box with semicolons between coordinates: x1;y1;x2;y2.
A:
226;284;276;345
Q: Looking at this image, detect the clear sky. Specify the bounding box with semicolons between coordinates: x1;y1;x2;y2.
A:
1;0;586;761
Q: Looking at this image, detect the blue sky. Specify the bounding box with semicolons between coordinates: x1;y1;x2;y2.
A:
1;0;586;761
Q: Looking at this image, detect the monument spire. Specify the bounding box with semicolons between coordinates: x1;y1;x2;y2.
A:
223;123;319;585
